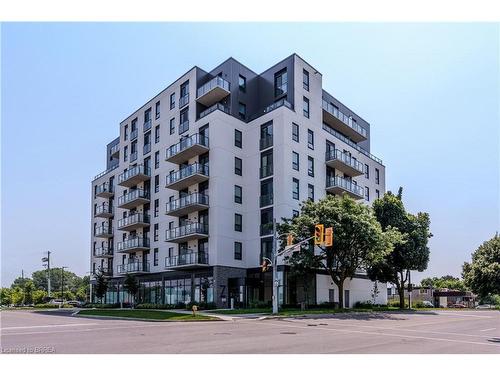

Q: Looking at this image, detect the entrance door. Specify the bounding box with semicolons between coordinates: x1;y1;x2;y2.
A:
344;290;350;308
328;289;335;303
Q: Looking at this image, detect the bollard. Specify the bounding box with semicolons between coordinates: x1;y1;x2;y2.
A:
192;305;198;316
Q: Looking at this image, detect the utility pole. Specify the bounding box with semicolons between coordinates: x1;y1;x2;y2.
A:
42;251;51;297
60;266;67;303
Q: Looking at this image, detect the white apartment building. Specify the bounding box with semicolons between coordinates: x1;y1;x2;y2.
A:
90;54;387;308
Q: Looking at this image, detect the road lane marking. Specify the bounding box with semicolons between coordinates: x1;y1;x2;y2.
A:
432;312;494;318
1;323;99;330
480;328;496;332
254;321;500;348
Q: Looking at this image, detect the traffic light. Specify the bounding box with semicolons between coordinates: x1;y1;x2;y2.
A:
286;233;294;246
324;227;333;247
314;224;324;245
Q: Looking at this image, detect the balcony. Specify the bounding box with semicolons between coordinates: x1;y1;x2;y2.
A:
117;237;150;253
260;164;273;179
260;194;274;208
94;203;114;218
165;223;209;243
198;103;230;120
94;245;113;258
118;165;151;187
117;189;150;209
260;223;273;236
325;150;365;177
165;163;209;190
259;135;273;150
249;98;293;121
110;144;120;158
130;152;138;162
117;213;150;231
179;121;189;135
165;134;209;164
179;94;189;108
95;224;113;238
93;164;119;181
196;76;230;107
165;252;209;270
322;100;367;143
130;129;138;141
165;193;209;217
326;176;364;200
95;182;114;198
143;143;151;155
144;119;152;132
117;261;150;275
94;266;113;277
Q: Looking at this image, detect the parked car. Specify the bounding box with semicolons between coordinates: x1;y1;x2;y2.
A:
475;304;493;309
450;303;467;308
66;300;82;307
421;301;434;308
48;299;64;305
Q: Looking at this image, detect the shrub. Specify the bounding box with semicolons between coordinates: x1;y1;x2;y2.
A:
248;301;271;309
34;303;73;308
354;301;373;309
136;303;175;310
387;299;401;308
185;301;217;310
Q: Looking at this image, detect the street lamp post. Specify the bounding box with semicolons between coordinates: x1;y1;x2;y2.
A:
42;251;51;298
60;266;67;304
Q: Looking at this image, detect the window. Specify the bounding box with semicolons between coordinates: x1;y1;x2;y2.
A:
238;102;246;120
155;101;160;119
274;68;288;97
123;145;128;162
144;108;151;126
307;129;314;149
154;199;159;217
180;80;189;106
308;184;314;201
154;175;159;193
234;242;242;260
292;152;299;171
308;156;314;177
234;157;242;176
234;129;242;148
154;151;160;169
169;118;175;135
260;150;273;178
303;69;309;91
168;247;173;258
365;164;369;179
154;224;159;242
124;125;129;141
293;210;299;218
375;168;380;184
153;248;159;266
365;187;370;201
234;185;242;204
376;189;380;199
155;125;160;143
292;122;299;142
234;214;242;232
303;97;310;118
179;108;189;134
238;75;246;92
170;92;175;109
292;178;299;200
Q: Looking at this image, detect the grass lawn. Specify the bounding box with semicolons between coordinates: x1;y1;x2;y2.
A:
210;306;406;316
78;309;219;321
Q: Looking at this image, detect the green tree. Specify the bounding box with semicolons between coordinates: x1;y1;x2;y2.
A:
94;272;109;303
367;188;432;309
23;280;35;305
32;268;86;298
462;234;500;298
11;276;31;289
10;287;24;306
123;274;139;306
1;288;12;305
32;289;48;305
420;275;465;291
278;194;398;309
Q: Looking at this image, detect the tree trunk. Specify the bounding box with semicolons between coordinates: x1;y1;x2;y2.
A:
336;278;345;309
398;287;405;309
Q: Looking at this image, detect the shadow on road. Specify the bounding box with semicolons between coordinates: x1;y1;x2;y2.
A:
288;310;439;321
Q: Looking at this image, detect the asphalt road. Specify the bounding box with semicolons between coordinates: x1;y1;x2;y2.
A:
1;309;499;354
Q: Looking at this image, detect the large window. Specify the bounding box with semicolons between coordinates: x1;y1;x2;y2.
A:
308;184;314;201
155;125;160;143
292;152;299;171
153;248;159;266
170;92;175;109
365;186;370;201
154;151;160;169
154;175;159;193
274;68;288;97
303;69;310;91
238;75;246;92
303;96;310;118
375;168;380;184
308;156;314;177
292;122;299;142
308;129;314;149
169;118;175;135
234;129;242;148
292;178;299;200
154;224;159;241
365;164;369;179
179;108;189;134
234;242;242;260
238;102;246;120
234;213;242;232
234;185;242;204
155;101;160;119
234;157;242;176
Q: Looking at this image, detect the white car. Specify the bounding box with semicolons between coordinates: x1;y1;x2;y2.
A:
422;301;434;308
475;304;493;309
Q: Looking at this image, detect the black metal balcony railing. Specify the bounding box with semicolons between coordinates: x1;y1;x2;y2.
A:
260;223;273;236
118;165;151;185
166;134;209;160
117;213;150;229
166;193;209;214
117;189;150;206
95;224;113;237
117;237;150;252
198;103;230;120
179;94;190;108
94;245;113;257
325;149;364;173
130;151;138;162
94;266;112;277
260;164;273;179
130;129;138;141
259;135;273;150
144;119;152;132
165;252;209;268
93;164;119;181
259;194;274;207
179;121;189;134
143;143;151;155
249;99;293;121
165;223;209;241
197;76;230;98
95;203;113;216
326;176;364;197
166;163;209;186
110;144;120;155
118;262;150;274
95;182;114;196
322;99;367;139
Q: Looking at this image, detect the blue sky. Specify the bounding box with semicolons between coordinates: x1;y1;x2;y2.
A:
1;23;499;286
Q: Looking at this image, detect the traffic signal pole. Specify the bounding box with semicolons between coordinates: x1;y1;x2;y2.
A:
272;218;279;315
